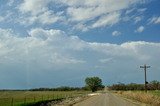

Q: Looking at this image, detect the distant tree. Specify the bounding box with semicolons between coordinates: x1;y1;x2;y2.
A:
85;77;104;92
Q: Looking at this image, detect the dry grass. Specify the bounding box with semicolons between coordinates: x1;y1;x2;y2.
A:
115;91;160;106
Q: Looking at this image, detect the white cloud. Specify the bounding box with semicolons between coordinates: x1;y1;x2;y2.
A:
17;0;64;25
7;0;14;6
16;0;144;29
124;8;146;24
112;31;121;36
73;12;120;31
137;8;147;13
134;16;142;23
18;10;64;25
1;28;159;66
135;26;145;33
73;23;89;32
0;28;86;67
63;0;142;30
125;8;135;14
67;7;98;22
0;28;14;38
1;28;159;65
148;16;160;24
0;12;12;23
91;12;120;28
38;11;64;25
0;28;160;88
0;16;5;22
50;53;86;64
99;58;113;63
18;0;51;15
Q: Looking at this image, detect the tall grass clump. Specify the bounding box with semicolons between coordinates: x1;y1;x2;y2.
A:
116;91;160;106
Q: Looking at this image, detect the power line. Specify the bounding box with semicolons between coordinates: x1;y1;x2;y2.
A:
140;64;150;92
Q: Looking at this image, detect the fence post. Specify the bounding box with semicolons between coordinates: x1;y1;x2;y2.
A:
11;98;13;106
52;94;54;100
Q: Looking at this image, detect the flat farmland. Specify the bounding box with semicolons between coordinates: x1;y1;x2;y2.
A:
0;91;88;106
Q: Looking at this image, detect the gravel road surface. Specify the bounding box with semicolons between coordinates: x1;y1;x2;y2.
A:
73;92;146;106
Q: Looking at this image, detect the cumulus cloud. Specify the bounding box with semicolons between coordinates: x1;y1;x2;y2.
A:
148;16;160;24
135;26;145;33
0;28;87;65
0;28;160;88
1;28;159;66
112;31;121;36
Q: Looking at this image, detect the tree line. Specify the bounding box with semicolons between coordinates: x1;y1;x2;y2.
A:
0;77;104;92
29;86;88;91
108;80;160;91
2;76;159;92
30;77;105;92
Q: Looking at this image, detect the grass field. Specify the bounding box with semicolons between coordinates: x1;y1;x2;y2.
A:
115;90;160;105
149;90;160;96
0;91;89;106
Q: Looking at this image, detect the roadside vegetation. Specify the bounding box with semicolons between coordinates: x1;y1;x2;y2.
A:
115;91;160;105
108;80;160;105
0;88;90;106
108;80;160;91
0;76;104;106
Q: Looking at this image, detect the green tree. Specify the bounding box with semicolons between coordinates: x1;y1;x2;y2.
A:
85;77;104;92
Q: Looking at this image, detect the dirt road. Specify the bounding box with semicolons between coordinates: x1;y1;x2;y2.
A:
73;92;146;106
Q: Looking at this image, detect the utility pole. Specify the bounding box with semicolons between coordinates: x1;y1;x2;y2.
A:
140;64;150;92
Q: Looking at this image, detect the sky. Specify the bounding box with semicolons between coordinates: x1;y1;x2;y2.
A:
0;0;160;89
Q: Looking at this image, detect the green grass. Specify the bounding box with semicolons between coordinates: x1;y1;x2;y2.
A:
0;91;89;106
149;90;160;96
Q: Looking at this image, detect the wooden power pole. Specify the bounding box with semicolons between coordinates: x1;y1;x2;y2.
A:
140;64;150;92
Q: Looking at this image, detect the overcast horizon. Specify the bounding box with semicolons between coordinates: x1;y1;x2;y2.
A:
0;0;160;89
